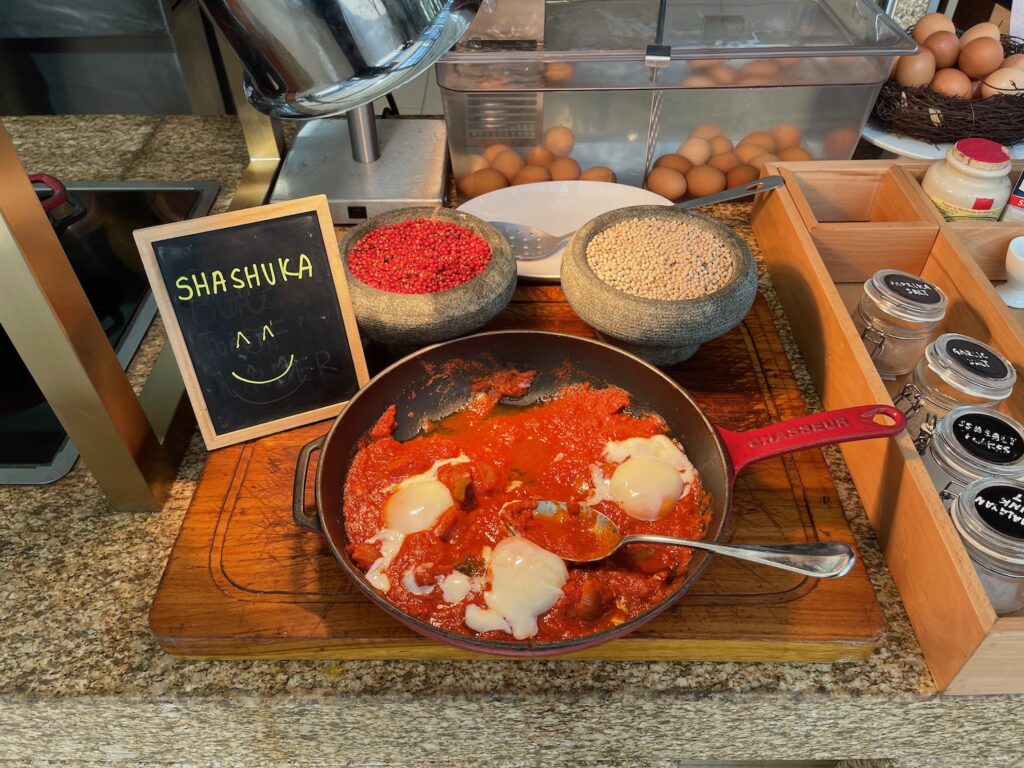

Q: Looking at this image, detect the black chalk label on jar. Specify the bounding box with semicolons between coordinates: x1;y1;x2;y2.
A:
946;338;1010;380
973;485;1024;540
952;412;1024;464
882;274;941;304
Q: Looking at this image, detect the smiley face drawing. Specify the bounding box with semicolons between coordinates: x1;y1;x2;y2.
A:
226;321;304;404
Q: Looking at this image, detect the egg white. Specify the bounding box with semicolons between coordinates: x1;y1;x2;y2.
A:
465;536;568;640
590;435;695;521
383;456;469;534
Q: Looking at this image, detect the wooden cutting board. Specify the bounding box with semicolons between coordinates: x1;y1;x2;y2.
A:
150;286;883;660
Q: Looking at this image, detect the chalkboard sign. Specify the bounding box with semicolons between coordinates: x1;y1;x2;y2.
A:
134;196;369;449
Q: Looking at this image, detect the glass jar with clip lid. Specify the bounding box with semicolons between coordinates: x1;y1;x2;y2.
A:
918;406;1024;506
895;333;1017;445
952;478;1024;614
852;269;947;379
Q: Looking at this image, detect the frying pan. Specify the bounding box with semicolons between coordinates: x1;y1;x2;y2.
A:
292;331;904;657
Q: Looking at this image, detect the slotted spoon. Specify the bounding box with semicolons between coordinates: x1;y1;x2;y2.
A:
489;175;784;261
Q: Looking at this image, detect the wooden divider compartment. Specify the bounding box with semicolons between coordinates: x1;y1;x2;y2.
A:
779;161;940;281
752;160;1024;695
899;161;1024;282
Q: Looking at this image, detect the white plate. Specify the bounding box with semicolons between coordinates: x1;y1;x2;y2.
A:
862;119;1024;160
457;181;672;282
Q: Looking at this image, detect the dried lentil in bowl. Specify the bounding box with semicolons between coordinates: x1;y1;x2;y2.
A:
585;217;735;300
348;218;492;294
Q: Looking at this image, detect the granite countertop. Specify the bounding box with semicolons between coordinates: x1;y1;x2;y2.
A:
0;115;1021;767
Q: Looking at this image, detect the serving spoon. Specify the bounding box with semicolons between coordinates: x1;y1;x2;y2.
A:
509;500;855;579
489;175;785;262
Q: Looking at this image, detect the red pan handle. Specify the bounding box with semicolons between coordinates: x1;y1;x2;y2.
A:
30;174;68;213
717;404;905;479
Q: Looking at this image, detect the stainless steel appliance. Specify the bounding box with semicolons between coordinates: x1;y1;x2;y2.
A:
200;0;482;223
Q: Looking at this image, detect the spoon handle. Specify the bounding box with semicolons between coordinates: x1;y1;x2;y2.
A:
674;175;785;210
618;534;855;579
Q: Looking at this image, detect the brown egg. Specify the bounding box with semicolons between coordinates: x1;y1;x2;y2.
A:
524;145;555;167
483;144;513;164
912;12;955;45
491;149;524;181
689;123;722;140
1005;54;1024;70
542;126;576;157
895;49;936;87
542;61;574;85
549;157;581;181
770;124;802;150
453;153;488;183
709;135;734;155
654;154;693;174
708;153;740;172
931;68;974;99
738;60;780;80
727;164;760;187
959;22;1001;48
959;37;1004;79
511;165;552;185
464;168;508;198
645;167;687;201
778;146;813;161
689;59;717;71
681;74;716;87
678;137;713;166
686;165;727;198
980;67;1024;98
579;166;617;183
750;153;780;171
735;143;768;163
923;31;961;69
709;64;738;85
824;127;860;157
740;131;777;152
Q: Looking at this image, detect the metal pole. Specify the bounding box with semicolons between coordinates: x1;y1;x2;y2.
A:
347;103;381;163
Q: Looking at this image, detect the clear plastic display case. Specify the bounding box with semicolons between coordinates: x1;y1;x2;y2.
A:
437;0;916;195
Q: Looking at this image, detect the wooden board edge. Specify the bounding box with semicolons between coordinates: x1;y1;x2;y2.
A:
152;636;879;663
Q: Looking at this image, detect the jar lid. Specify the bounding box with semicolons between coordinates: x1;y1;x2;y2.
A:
954;478;1024;570
952;138;1011;172
925;333;1017;400
932;406;1024;481
865;269;948;323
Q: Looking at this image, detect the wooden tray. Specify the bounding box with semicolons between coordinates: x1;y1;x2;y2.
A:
150;288;882;661
753;160;1024;694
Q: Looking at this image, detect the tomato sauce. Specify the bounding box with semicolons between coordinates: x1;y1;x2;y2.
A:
343;374;711;642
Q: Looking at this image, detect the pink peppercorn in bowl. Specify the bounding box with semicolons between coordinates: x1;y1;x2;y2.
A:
339;207;516;347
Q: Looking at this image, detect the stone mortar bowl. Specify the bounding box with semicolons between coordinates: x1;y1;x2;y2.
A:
561;206;757;365
340;207;516;347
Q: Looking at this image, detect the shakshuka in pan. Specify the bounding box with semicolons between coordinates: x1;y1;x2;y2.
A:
342;369;711;642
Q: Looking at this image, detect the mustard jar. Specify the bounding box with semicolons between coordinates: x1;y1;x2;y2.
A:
953;478;1024;614
919;406;1024;505
895;333;1017;446
853;269;947;378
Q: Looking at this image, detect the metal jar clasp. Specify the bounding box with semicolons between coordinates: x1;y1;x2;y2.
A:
860;323;886;360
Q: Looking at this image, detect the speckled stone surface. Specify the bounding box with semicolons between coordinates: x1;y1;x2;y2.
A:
2;115;1023;767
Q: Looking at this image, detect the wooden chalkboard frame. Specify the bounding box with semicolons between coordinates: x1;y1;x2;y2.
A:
134;195;369;449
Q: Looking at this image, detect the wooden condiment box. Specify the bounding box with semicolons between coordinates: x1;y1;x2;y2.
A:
752;159;1024;695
